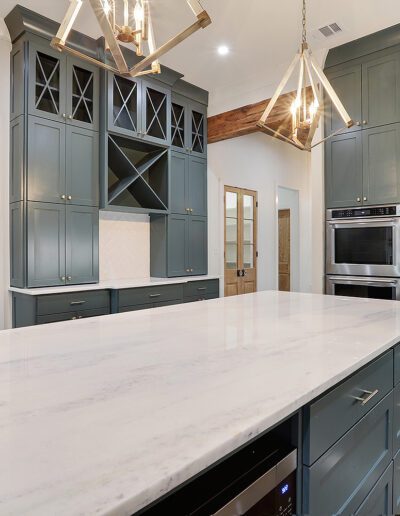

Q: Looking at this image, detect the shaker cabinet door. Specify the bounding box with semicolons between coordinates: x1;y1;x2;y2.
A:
362;123;400;205
188;216;208;275
170;151;188;215
362;51;400;129
27;202;66;287
167;215;188;277
27;116;66;204
188;156;207;216
324;63;362;135
66;205;99;284
66;56;99;131
66;126;99;206
325;131;363;208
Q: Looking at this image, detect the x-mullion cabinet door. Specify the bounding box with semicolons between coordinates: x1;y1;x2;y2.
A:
108;73;141;138
66;126;99;206
27;202;66;287
188;101;207;158
28;40;67;123
66;205;99;284
141;79;171;145
66;56;99;131
171;94;188;153
27;116;66;204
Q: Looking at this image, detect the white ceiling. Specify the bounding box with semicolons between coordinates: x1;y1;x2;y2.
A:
1;0;400;113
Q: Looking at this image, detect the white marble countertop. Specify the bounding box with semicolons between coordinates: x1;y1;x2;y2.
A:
9;275;220;296
1;291;400;515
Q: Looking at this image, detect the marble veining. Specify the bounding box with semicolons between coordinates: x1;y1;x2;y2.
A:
9;275;220;296
1;291;400;515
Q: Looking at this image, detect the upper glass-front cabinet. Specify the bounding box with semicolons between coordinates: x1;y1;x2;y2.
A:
142;80;171;145
28;41;99;130
170;94;207;156
108;73;140;138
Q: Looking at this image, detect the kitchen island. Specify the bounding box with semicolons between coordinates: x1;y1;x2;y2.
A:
1;291;400;515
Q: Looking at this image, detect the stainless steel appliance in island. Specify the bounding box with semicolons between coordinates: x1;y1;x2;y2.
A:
326;205;400;300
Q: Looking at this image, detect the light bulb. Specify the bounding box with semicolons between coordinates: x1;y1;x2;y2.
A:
103;0;111;16
134;0;144;26
217;45;229;56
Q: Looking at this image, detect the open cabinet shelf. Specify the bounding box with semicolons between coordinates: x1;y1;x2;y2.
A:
106;134;169;214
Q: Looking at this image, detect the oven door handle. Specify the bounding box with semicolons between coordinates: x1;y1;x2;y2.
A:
327;218;398;225
330;277;398;287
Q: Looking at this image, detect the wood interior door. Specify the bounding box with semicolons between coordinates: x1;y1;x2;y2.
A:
224;186;257;297
278;209;290;291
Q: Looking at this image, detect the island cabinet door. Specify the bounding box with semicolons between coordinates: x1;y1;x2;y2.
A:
394;450;400;514
66;206;99;285
303;392;393;516
27;202;66;287
325;131;363;208
353;462;393;516
394;383;400;454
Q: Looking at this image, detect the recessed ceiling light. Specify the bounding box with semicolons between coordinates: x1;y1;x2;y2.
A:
217;45;229;56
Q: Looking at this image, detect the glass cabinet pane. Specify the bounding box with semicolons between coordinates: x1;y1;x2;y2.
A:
145;87;167;140
113;76;138;132
244;245;254;268
225;191;238;270
35;52;60;114
71;65;94;124
243;195;254;219
191;110;205;153
171;103;185;148
226;191;238;217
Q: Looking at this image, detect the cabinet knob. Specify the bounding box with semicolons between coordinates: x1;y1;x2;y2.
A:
62;113;67;119
67;195;72;200
186;148;190;152
67;276;72;281
186;208;190;212
356;121;361;126
72;316;77;320
68;115;73;120
61;194;66;200
191;268;194;272
186;268;190;272
363;120;368;125
363;196;367;201
190;208;193;213
356;197;361;202
61;276;66;281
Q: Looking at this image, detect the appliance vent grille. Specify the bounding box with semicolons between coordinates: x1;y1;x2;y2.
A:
319;23;343;37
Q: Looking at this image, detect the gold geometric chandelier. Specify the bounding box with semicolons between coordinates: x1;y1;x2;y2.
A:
51;0;211;77
257;0;354;151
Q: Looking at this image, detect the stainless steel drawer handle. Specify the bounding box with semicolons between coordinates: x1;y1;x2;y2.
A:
70;301;87;306
352;389;379;406
197;287;206;291
149;293;161;298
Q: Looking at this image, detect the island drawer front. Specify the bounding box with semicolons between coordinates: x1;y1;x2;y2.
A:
119;304;152;313
36;307;109;324
303;350;393;466
394;450;400;513
118;284;183;308
353;461;393;516
37;290;110;315
394;383;400;454
183;279;219;298
395;343;400;385
303;392;393;516
184;293;218;303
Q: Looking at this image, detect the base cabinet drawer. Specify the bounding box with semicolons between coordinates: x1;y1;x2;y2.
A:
184;293;218;303
37;290;110;315
120;299;182;313
118;284;183;309
354;462;393;516
36;307;109;324
183;279;219;298
303;392;393;516
394;449;400;513
395;343;400;385
303;351;393;465
394;383;400;454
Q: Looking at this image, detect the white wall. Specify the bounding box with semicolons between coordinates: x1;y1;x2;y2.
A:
208;133;311;293
277;187;300;292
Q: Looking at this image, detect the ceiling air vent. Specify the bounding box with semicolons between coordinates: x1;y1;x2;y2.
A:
318;22;343;38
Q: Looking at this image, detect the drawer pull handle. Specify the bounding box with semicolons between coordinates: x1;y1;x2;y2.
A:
70;301;86;306
197;287;206;291
149;294;161;298
352;389;379;406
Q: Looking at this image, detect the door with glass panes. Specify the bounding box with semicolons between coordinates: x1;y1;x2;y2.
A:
224;186;258;296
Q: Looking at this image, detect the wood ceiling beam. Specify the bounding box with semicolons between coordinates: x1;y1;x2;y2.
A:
207;87;312;147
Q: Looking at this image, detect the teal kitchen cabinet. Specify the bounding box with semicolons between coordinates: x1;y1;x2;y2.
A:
324;63;362;135
141;79;171;146
325;131;363;208
27;37;99;131
10;202;99;288
354;462;393;516
362;50;400;129
171;93;207;157
20;116;99;207
362;123;400;206
170;151;207;216
150;214;208;277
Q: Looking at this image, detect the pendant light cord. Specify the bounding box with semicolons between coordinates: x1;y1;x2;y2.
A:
302;0;307;44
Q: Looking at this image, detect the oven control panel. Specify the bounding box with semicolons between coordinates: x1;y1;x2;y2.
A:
331;206;397;219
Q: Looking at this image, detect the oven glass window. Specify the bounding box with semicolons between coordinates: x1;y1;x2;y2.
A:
334;227;393;265
334;284;395;300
